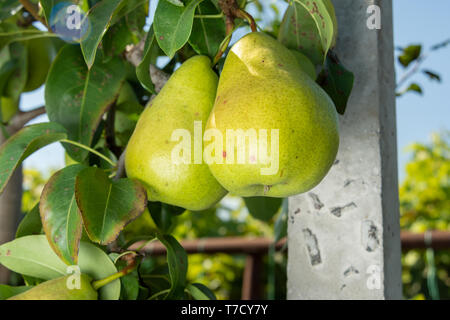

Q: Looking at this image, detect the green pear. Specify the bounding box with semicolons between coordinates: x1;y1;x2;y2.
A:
205;32;339;197
125;56;227;210
8;274;97;300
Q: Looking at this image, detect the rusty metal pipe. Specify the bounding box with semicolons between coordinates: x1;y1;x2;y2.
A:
129;231;450;255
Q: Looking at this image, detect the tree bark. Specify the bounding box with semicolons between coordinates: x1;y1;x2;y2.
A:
0;129;23;284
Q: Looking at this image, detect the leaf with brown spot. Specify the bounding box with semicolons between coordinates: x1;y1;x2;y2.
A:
278;0;336;65
40;164;87;265
75;167;147;245
317;51;354;115
45;45;125;162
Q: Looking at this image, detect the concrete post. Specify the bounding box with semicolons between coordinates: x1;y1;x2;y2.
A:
287;0;402;299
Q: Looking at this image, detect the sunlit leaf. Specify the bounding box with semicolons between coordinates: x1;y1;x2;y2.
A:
398;44;422;68
40;164;87;265
80;0;123;68
154;0;203;58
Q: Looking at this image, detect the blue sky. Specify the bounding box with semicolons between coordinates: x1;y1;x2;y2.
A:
20;0;450;182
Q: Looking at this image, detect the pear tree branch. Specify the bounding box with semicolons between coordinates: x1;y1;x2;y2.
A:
218;0;257;32
125;41;170;92
18;0;49;29
8;106;46;132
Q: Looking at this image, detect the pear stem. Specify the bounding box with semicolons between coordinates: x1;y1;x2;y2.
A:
236;9;257;32
212;32;233;66
92;259;136;291
60;139;116;167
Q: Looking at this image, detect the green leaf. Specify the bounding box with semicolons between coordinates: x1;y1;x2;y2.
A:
154;0;204;58
16;203;43;238
0;59;17;125
244;197;282;222
102;18;135;59
0;29;53;52
45;45;125;161
110;0;148;25
317;52;355;115
3;42;28;100
186;283;216;300
0;122;67;195
423;70;441;82
75;167;147;245
148;201;186;233
117;260;139;300
0;235;120;300
279;0;335;65
274;198;288;242
398;44;422;68
0;0;22;22
80;0;123;68
188;1;226;59
405;83;423;95
136;27;158;93
157;234;187;299
125;2;148;40
40;0;68;24
40;164;87;265
0;285;31;300
430;39;450;51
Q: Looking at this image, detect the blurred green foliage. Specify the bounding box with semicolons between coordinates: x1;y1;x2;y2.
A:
399;132;450;299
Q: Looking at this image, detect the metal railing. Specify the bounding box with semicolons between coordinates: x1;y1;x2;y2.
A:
129;230;450;300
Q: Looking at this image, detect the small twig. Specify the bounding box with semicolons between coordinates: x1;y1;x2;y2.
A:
148;289;170;300
125;41;145;67
396;55;427;90
18;0;49;29
114;149;127;180
92;257;137;290
396;38;450;90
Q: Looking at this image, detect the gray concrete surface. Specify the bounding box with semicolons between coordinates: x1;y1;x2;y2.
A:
287;0;402;299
